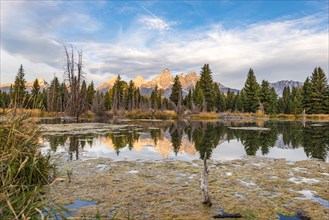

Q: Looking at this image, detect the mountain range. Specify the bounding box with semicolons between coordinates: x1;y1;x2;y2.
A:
0;70;304;97
0;78;49;93
97;68;239;97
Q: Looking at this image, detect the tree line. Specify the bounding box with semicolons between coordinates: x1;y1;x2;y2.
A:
1;61;328;117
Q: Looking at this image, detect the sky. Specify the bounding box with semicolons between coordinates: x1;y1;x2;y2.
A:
0;0;328;89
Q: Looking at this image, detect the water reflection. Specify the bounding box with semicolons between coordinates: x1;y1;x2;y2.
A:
42;121;329;162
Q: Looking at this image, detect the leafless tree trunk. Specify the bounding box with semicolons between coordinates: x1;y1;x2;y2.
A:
201;152;212;206
92;92;105;116
64;45;86;121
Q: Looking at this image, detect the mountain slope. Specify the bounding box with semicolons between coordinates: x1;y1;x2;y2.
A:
270;80;303;97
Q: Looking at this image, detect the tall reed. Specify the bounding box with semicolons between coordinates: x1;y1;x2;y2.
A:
0;113;52;219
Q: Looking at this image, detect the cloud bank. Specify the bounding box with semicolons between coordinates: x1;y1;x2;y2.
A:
1;1;328;89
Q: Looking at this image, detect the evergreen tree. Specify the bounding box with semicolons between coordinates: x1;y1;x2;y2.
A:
111;75;122;111
199;64;215;111
242;68;260;112
126;80;135;111
31;78;41;108
239;90;247;112
0;91;10;110
47;77;60;112
80;80;88;113
59;83;68;112
290;87;303;115
39;88;48;110
13;64;27;108
151;85;159;109
184;89;192;110
86;81;95;110
325;85;329;113
234;92;243;112
302;77;312;113
214;84;225;112
282;86;292;114
192;82;205;111
259;80;277;114
309;67;328;114
225;89;235;111
170;75;183;106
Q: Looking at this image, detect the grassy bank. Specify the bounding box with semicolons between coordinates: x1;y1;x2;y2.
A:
1;108;329;122
0;114;53;219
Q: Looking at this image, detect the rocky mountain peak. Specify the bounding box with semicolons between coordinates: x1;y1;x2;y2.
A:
178;72;199;89
133;75;146;88
26;78;48;87
146;69;174;89
270;80;303;97
97;75;118;92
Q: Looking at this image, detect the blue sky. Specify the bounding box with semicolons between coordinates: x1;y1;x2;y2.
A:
1;0;328;88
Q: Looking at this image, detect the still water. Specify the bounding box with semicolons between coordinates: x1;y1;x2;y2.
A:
41;121;329;162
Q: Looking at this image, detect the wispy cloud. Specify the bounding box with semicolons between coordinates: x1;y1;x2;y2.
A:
138;3;178;34
139;16;171;31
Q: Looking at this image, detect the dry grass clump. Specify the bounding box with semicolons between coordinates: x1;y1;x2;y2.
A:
269;113;329;121
190;112;218;120
126;109;178;120
0;113;53;219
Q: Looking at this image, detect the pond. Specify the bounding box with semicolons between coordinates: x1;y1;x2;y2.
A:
41;120;329;162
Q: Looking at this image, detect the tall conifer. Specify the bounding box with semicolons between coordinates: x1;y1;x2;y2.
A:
242;68;260;112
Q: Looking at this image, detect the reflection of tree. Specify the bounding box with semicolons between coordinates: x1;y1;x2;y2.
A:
127;131;140;150
229;123;277;156
303;125;329;161
192;122;224;159
150;128;162;145
277;122;303;148
106;129;141;155
68;135;79;160
169;121;185;155
46;135;67;151
113;136;125;155
80;139;86;150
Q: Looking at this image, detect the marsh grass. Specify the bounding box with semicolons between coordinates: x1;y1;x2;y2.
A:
190;112;218;120
0;113;54;219
126;110;178;120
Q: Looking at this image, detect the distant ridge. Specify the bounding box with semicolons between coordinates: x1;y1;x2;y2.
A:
0;78;49;93
270;80;303;97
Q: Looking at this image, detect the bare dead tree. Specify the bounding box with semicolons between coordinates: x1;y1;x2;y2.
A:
92;92;105;117
64;45;86;121
201;152;212;206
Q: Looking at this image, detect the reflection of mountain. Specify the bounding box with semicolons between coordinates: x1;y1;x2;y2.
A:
275;134;302;149
99;134;197;158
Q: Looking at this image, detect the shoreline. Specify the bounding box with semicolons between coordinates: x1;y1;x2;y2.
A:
49;156;329;219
